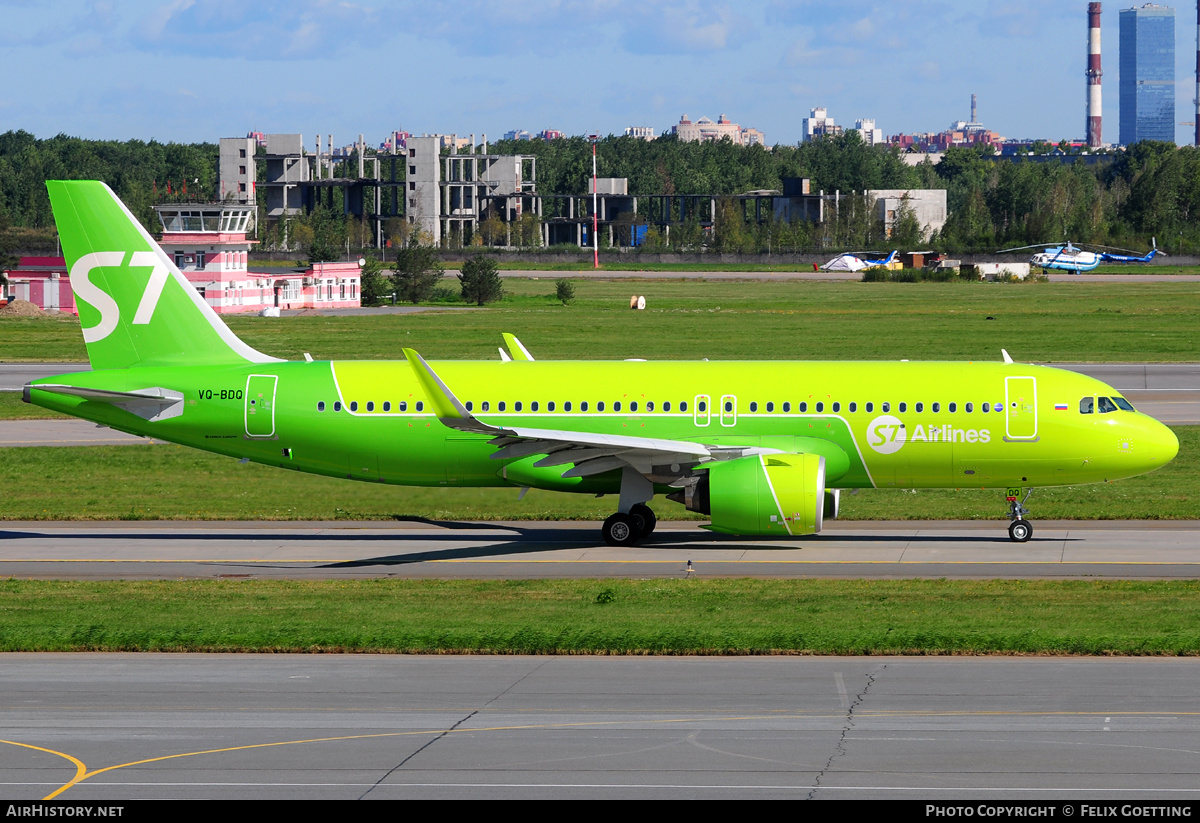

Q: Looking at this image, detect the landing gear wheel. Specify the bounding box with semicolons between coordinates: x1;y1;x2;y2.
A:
630;503;657;537
602;513;641;546
1008;519;1033;543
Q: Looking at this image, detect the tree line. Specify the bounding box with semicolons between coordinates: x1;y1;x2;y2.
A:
1;129;1196;255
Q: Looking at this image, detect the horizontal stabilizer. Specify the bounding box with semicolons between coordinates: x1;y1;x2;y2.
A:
26;383;184;422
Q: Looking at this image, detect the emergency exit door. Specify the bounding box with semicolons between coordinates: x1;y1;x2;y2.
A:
245;374;278;438
1005;376;1037;440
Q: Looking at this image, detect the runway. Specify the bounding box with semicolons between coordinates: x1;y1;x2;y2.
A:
2;519;1198;580
3;654;1199;800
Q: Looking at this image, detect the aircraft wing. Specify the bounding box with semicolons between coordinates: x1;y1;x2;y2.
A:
25;383;184;422
403;348;766;478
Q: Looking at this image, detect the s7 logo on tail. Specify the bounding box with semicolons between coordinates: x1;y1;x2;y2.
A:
69;251;170;342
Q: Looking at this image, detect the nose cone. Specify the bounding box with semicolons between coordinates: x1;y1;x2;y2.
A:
1145;418;1180;469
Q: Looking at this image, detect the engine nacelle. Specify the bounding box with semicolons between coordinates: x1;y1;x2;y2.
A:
704;453;826;536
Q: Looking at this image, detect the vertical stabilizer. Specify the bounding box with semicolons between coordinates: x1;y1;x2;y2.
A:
47;181;281;370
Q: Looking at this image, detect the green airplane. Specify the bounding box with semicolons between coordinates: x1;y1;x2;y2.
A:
24;181;1179;546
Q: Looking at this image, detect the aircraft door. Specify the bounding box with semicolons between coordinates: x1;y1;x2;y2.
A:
245;374;278;438
720;394;737;427
694;394;710;427
1005;376;1037;440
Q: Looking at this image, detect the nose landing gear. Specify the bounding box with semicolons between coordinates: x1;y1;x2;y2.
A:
1006;488;1033;543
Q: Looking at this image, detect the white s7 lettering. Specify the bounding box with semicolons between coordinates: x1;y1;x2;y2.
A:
69;252;124;343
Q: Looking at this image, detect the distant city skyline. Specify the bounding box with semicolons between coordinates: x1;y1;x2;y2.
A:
2;1;1197;147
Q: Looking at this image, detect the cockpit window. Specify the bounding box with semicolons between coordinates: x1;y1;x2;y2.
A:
1079;397;1094;414
1098;396;1119;414
1112;396;1135;412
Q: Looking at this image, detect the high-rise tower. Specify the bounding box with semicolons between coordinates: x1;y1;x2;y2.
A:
1088;3;1103;147
1120;4;1176;145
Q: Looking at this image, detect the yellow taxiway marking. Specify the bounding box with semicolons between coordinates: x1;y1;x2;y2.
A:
8;709;1200;800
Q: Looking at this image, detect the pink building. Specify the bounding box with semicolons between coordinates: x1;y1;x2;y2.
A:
2;205;362;314
155;203;361;313
5;257;75;311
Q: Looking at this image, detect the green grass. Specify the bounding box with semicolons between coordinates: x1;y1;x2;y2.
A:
0;426;1193;522
0;391;67;420
1;578;1198;654
3;279;1199;363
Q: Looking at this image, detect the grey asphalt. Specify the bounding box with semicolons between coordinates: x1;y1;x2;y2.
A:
3;519;1199;580
3;654;1199;800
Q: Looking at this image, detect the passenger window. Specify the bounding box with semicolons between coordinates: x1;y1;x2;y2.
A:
482;401;490;412
981;402;989;413
630;401;638;412
597;401;605;411
531;401;539;411
663;401;671;412
766;402;774;412
416;401;424;412
849;402;857;413
899;402;907;413
948;402;955;413
815;402;824;412
799;402;808;412
832;402;840;412
614;401;622;412
383;401;391;412
317;401;325;412
750;402;758;412
548;401;556;412
399;401;407;412
497;401;505;411
646;401;654;411
882;402;890;413
965;402;972;412
1098;396;1118;414
334;402;342;412
865;402;873;413
465;401;473;412
563;401;571;411
783;402;791;412
915;402;923;412
350;401;359;412
697;400;706;412
515;401;523;411
679;401;687;412
580;401;588;411
367;401;375;411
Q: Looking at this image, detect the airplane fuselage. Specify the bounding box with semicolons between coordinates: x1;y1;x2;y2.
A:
29;359;1178;494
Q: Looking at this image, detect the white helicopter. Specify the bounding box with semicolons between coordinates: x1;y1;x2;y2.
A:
998;239;1159;274
820;250;898;272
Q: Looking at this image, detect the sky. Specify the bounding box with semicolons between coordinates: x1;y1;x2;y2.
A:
2;0;1197;148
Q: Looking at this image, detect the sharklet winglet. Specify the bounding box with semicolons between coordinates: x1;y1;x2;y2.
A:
402;348;500;434
501;333;535;361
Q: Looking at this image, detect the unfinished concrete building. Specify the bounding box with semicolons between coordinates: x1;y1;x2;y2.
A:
403;135;539;247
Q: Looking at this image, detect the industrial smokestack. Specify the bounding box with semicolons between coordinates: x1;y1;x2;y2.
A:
1087;2;1103;148
971;93;977;123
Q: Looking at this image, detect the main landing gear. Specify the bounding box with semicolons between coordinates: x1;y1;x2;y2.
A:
1006;488;1034;543
602;503;657;546
601;468;658;546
